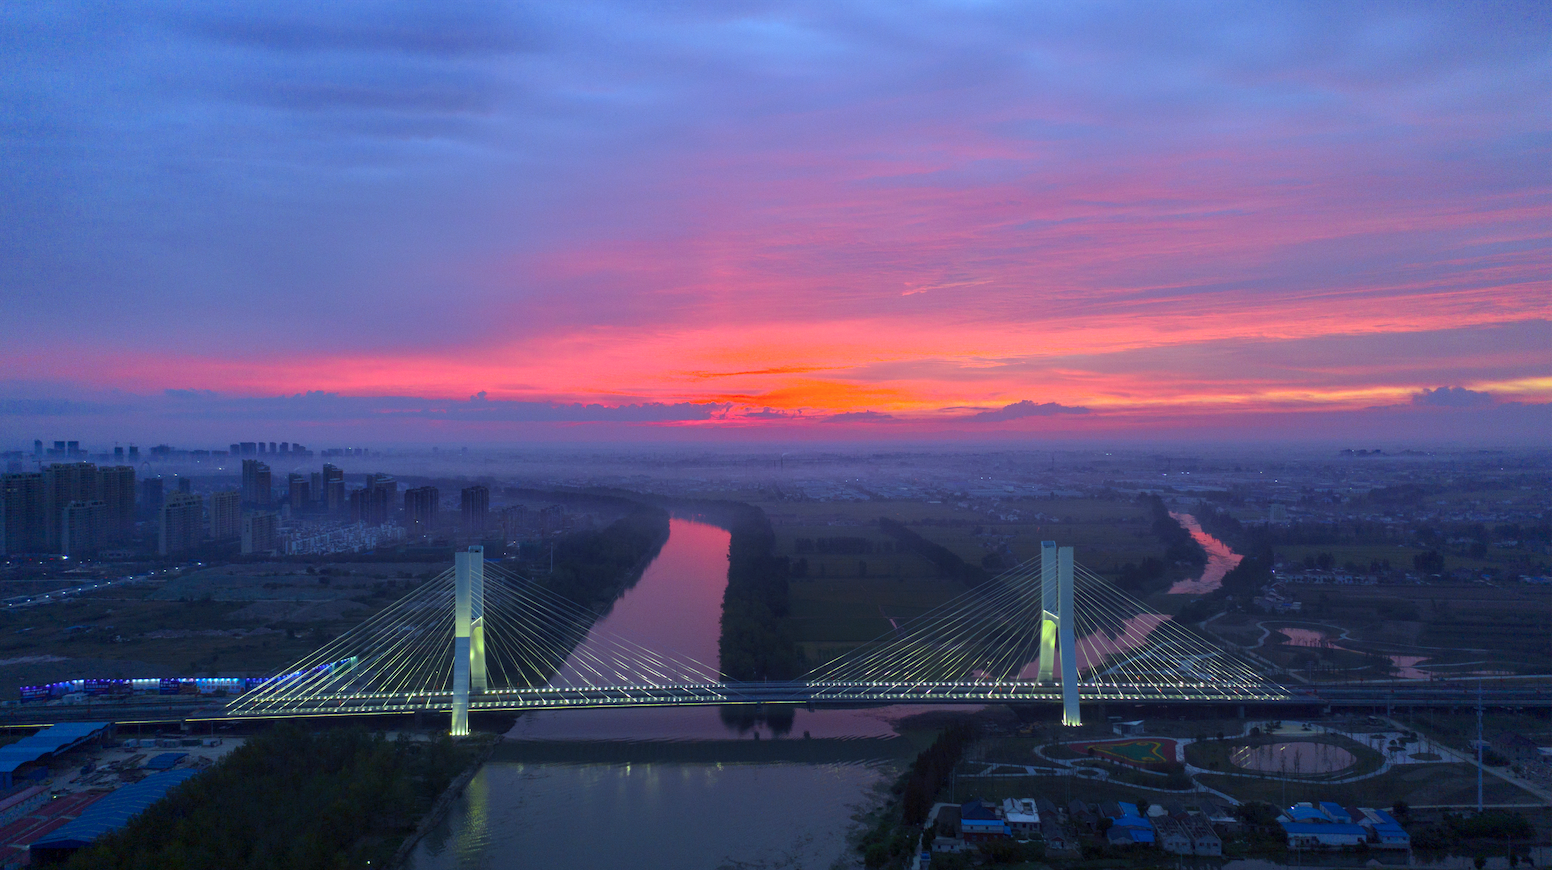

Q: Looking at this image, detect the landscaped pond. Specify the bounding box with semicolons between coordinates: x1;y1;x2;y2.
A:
1230;741;1356;774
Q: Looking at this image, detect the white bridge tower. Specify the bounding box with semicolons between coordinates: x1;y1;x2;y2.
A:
1034;540;1080;725
451;545;485;736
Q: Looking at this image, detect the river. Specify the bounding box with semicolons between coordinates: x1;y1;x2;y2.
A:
1168;512;1243;595
408;518;943;870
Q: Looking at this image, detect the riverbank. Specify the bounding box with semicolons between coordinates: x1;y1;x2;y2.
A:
389;733;502;869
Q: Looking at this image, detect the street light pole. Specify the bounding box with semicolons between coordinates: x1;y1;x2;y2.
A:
1476;679;1484;814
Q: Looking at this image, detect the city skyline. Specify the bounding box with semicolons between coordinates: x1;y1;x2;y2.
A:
2;2;1548;443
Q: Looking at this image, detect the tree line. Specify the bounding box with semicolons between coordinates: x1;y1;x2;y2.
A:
66;725;480;870
878;517;989;586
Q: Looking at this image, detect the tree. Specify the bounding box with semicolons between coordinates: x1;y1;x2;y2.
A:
1414;550;1445;574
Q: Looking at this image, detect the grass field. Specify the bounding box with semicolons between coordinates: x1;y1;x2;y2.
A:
0;560;444;696
762;497;1163;581
1196;762;1541;807
772;497;1172;651
970;736;1065;769
948;771;1185;806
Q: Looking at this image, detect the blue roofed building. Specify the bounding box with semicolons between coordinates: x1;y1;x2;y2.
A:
28;767;201;864
959;800;1010;842
1318;802;1352;823
1277;803;1368;849
0;723;113;790
1104;802;1155;847
1354;808;1411;849
144;752;186;771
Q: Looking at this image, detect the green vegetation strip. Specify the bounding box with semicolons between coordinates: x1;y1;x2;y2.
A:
854;721;980;869
67;726;485;870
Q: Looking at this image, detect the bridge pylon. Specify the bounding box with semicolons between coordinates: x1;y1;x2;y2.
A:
1035;541;1080;725
1057;545;1079;726
451;545;484;736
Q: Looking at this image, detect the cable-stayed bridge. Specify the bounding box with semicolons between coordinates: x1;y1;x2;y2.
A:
227;543;1290;733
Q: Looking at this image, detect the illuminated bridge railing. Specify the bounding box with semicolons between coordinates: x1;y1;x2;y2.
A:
228;544;1298;728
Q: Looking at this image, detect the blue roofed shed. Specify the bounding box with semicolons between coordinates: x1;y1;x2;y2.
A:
0;723;113;789
1106;804;1156;847
1318;802;1352;823
145;752;186;770
29;768;201;862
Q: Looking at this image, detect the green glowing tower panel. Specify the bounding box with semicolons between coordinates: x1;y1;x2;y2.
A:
1036;541;1058;683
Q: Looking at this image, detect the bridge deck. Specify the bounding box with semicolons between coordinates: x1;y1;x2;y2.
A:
221;679;1552;719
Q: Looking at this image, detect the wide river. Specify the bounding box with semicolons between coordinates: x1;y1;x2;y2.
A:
409;519;949;870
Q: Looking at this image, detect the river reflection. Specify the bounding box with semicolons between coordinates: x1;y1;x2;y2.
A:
412;755;892;870
411;517;960;869
1168;513;1244;595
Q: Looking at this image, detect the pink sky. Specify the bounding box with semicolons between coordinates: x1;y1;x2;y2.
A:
1;2;1547;443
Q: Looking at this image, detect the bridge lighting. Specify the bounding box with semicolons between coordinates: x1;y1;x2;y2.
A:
223;546;1284;720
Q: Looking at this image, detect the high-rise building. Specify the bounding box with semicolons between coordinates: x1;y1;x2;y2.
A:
321;464;345;514
0;473;47;555
61;500;107;557
403;486;439;535
461;485;489;534
241;512;278;555
209;490;241;540
139;476;164;519
241;460;272;506
349;486;390;525
96;465;135;539
159;492;204;556
288;473;311;512
367;474;397;521
43;462;97;550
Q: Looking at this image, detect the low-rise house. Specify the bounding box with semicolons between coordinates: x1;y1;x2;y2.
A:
959;800;1010;842
1001;798;1039;840
1040;815;1078;855
1180;814;1223;856
1197;799;1241;836
1151;815;1193;855
1067;799;1097;831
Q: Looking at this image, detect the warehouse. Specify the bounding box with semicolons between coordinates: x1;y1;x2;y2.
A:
28;767;200;864
0;723;113;790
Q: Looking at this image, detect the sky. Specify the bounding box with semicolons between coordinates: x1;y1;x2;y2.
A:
2;1;1548;445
